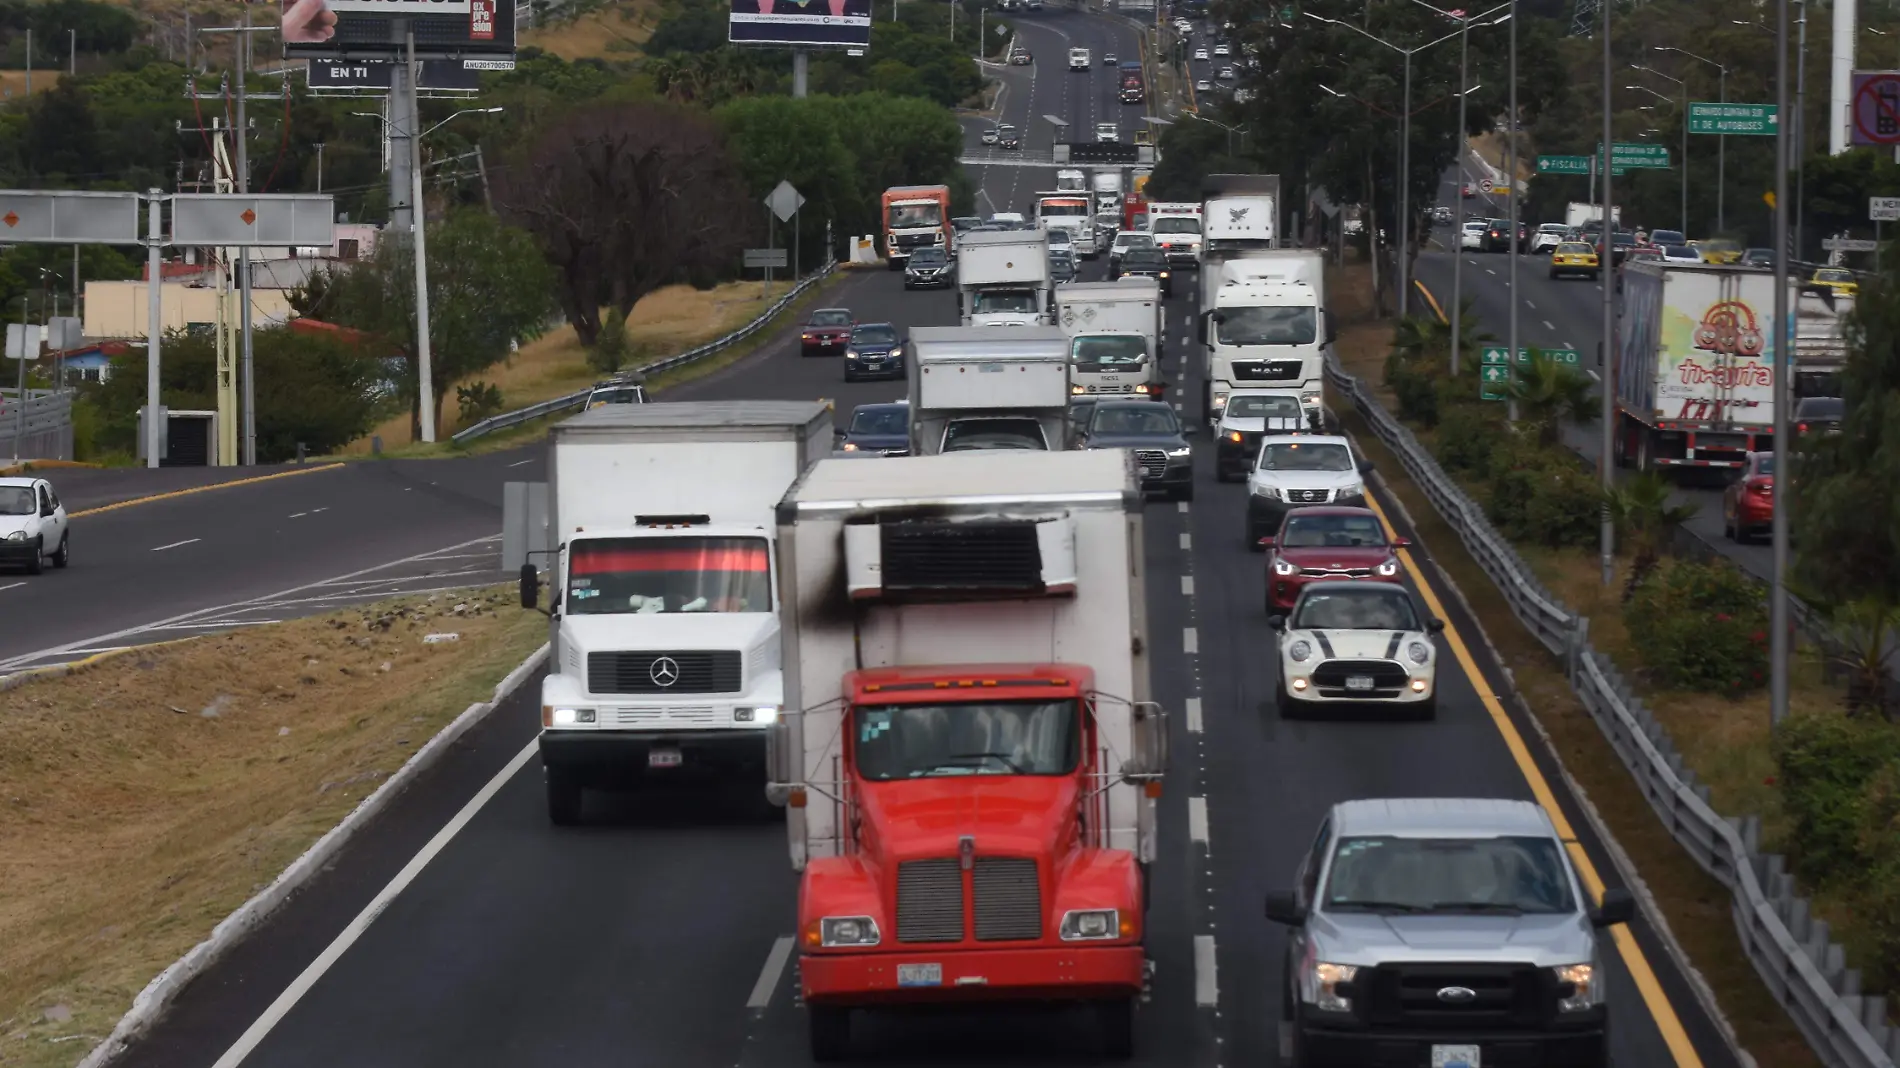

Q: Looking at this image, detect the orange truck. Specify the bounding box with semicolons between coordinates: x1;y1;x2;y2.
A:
881;184;953;269
767;449;1169;1061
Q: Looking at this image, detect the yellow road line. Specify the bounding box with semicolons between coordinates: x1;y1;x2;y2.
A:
1414;278;1450;324
0;636;203;687
69;464;345;518
1362;490;1704;1068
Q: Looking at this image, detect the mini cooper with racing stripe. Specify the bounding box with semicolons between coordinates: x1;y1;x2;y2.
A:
1269;581;1441;720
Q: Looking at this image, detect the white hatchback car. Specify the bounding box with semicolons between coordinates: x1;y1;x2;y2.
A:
1271;581;1441;719
1214;42;1230;55
0;476;71;574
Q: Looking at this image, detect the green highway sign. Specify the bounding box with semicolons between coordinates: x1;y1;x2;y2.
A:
1689;102;1778;135
1480;346;1580;399
1515;346;1580;365
1596;142;1671;168
1537;155;1592;175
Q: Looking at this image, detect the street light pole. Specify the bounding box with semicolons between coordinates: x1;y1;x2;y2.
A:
1632;68;1688;234
1506;0;1518;423
1599;0;1616;588
1771;0;1793;726
1657;48;1730;232
1451;12;1470;375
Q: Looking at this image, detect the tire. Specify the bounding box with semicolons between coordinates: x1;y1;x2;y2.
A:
545;768;583;826
809;1006;851;1062
23;536;43;576
1097;997;1136;1060
52;533;68;569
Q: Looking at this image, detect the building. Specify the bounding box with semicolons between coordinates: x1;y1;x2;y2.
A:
81;281;295;340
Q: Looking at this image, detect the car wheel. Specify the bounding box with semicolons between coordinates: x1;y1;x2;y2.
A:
809;1006;851;1063
545;769;583;826
52;533;68;569
24;537;44;576
1097;997;1136;1060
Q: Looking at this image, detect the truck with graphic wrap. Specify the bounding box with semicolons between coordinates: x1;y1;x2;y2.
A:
881;185;953;269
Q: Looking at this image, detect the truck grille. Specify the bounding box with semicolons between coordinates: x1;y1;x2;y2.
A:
1232;360;1302;382
1134;449;1169;479
604;705;720;728
896;859;965;943
1363;963;1548;1030
973;857;1043;941
587;651;742;695
1285;488;1329;504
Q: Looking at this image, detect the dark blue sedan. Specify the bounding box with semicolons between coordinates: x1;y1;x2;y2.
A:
843;323;907;382
838;402;910;455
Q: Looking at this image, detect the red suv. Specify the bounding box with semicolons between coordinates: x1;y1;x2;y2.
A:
801;308;855;357
1721;451;1774;543
1259;506;1410;612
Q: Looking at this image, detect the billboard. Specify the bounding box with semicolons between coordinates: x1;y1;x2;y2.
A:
308;58;483;90
728;0;872;48
279;0;516;61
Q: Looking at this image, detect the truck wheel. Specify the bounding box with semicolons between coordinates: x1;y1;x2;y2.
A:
545;769;583;826
1096;997;1136;1059
809;1006;851;1062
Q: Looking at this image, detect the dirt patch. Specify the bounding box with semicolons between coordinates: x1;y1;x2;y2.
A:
1470;132;1534;183
0;586;545;1067
520;0;659;58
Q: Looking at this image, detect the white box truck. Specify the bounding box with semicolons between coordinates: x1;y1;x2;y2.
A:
1092;168;1125;217
519;401;833;823
1196;174;1288;424
1196;250;1333;429
1056;279;1164;398
765;449;1168;1060
1035;191;1097;259
957;229;1053;327
907;325;1072;454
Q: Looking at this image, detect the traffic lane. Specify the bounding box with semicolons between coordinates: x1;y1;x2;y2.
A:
31;464;330;514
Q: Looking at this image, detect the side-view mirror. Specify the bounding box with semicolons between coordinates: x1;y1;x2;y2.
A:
1390;535;1411;548
1264;890;1306;926
1590;887;1636;928
1324;315;1338;345
1258;535;1276;548
764;716;798;808
1267;614;1287;632
1426;618;1445;634
1357;459;1375;475
41;503;56;518
519;563;541;611
1196;311;1210;346
1121;700;1170;780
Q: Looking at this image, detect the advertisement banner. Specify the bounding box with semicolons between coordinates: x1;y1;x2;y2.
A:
308;58;483;89
728;0;872;48
279;0;515;61
1655;273;1777;425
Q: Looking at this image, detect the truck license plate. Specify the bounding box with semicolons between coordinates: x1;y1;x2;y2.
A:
1431;1045;1480;1068
647;747;682;768
896;963;942;987
1345;676;1375;692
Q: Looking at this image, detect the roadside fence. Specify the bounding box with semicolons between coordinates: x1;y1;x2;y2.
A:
2;388;75;463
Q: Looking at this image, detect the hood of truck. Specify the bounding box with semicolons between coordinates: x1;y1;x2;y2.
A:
558;611;777;680
1314;910;1594;969
858;776;1079;862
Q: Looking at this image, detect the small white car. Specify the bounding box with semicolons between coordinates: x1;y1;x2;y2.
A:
1104;53;1118;65
1096;123;1120;142
1194;47;1210;60
1196;79;1213;91
1045;227;1074;254
0;476;71;574
1270;581;1441;719
1214;42;1231;55
1109;229;1154;267
1244;434;1371;547
980;127;999;145
1529;222;1568;254
1218;65;1235;79
1459;220;1486;250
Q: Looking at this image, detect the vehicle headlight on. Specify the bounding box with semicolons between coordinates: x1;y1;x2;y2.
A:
1273;557;1297;577
734;705;779;723
546;707;595;726
1300;391;1322;406
1226;430;1242;443
1376;558;1399;577
890;347;904;359
1167;447;1190;458
1287;640;1313;662
819;916;882;947
1303;960;1358;1012
842;443;859;451
1552;963;1600;1011
1059;908;1123;941
1407;641;1431;665
1211;392;1229;411
845;349;860;359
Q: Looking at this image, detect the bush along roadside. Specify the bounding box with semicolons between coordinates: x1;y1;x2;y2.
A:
1374;304;1900;1036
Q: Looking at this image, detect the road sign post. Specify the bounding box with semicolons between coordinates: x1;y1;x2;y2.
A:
1688;102;1779;135
1871;196;1900;222
1480;346;1580;401
1851;71;1900;147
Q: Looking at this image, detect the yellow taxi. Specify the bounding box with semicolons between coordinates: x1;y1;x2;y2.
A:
1698;239;1743;264
1809;267;1858;296
1549;241;1600;280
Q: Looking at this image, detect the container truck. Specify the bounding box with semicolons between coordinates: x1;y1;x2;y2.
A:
1056;279;1164;398
518;401;833;824
1614;261;1846;472
1565;201;1621;230
1035;191;1097;259
957;229;1053;327
908;326;1072;454
881;185;953;269
1144;201;1202;268
765;449;1169;1061
1056;168;1088;193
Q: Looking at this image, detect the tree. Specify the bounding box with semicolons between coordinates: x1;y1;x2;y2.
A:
494;102;745;346
1503;349;1596;449
1606;470;1698;602
718;95;864;269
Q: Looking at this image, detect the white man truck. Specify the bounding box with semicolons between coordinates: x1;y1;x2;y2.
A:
1197;250;1332;429
908;326;1072;454
1144;201;1203;269
1056;279;1164;398
766;449;1168;1061
1056;168;1088;193
958;229;1053;327
1035;191;1097;259
520;400;833;823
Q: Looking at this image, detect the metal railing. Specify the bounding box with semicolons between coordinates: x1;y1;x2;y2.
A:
1325;350;1900;1068
1;388;74;463
451;264;836;445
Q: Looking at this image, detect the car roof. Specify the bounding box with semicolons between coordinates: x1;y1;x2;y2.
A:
1331;797;1556;840
851;401;907;415
1261;433;1350;447
0;476;40;488
1093;398;1173;411
852;321;898;330
811;308;852;316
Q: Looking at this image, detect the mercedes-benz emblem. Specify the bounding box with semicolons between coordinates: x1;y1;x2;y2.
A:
1436;985;1478;1003
649;656;681;687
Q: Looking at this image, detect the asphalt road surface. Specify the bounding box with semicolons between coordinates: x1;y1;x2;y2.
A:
104;22;1736;1068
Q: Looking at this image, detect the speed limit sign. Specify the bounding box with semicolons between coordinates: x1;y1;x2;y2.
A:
1479;178;1495;193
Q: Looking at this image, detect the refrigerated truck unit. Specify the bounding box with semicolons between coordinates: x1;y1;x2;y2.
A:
907;326;1072;455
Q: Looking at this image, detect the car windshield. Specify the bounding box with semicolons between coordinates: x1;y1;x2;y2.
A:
1650;230;1685;245
1816;269;1852;282
997;126;1017;136
943;416;1047;451
1662;245;1695;258
1611;233;1636;247
1260;441;1352;472
888;203;942;228
1217;306;1318;346
1538;224;1565;233
0;486;34;515
587;387;644;407
1152;217;1201;234
1291;587;1419;630
1798;398;1844;418
853;699;1079;780
1072;335;1148;366
853;326;898;346
810;310;852;327
1280;512;1388;549
850;407;907;435
1120;234;1155;249
1122;251;1165;269
1323;834;1576;915
1091;405;1177;435
1226;394;1303;419
1556;243;1593;254
564;536;771;615
910;248;946;265
1754;454;1777;475
972;289;1040;314
1041;201;1089;217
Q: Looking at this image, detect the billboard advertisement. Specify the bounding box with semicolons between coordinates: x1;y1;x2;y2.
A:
308;58;483;90
728;0;871;48
279;0;516;61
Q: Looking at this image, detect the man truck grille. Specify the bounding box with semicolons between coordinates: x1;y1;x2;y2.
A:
896;857;1045;942
896;859;966;942
587;651;742;694
973;857;1043;940
1134;449;1168;479
1364;963;1547;1029
1232;361;1302;381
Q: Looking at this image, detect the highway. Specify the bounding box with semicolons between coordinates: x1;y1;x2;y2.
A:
104;17;1738;1068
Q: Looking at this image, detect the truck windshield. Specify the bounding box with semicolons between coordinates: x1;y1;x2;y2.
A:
1152;217;1201;235
853;699;1080;779
972;289;1041;315
564;536;771;615
1039;201;1089;217
1072;336;1148;367
1217;306;1318;346
943;417;1048;451
1260;441;1352;472
889;203;943;228
1323;835;1576;915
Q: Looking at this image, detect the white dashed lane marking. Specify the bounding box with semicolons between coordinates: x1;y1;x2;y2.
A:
1185;696;1203;733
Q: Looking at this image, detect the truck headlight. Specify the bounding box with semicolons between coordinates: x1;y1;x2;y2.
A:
1552;963;1599;1011
1376;558;1399;577
1059;908;1122;940
547;707;595;726
1225;430;1242;443
1303;961;1358;1012
1211;392;1229;411
734;705;779;723
1407;641;1431;665
1300;391;1323;405
1286;640;1312;662
820;916;881;947
1273;557;1297;576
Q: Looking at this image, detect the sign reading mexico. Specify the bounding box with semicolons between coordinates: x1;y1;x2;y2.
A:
279;0;516;61
728;0;872;48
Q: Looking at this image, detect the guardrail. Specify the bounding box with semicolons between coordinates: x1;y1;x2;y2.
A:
451;263;836;445
1325;350;1900;1068
1;388;74;462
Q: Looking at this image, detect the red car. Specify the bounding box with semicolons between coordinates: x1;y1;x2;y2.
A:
801;308;855;357
1722;451;1774;543
1258;506;1410;612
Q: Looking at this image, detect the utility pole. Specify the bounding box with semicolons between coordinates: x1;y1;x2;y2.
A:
1506;0;1519;424
407;27;437;445
1598;0;1616;588
1771;0;1793;725
236;6;255;466
68;29;75;75
1450;12;1470;376
475;144;494;213
145;189;163;469
315;142;326;193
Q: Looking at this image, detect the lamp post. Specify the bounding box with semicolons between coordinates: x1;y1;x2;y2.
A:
1772;0;1793;728
1627;77;1687;234
1655;46;1729;232
1184;110;1247;155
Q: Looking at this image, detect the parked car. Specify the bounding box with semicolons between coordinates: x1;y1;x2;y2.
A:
1722;451;1775;543
842;322;907;382
800;308;855;356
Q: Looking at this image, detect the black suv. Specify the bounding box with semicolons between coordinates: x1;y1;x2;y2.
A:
903;246;953;289
1115;247;1173;296
1076;398;1193;500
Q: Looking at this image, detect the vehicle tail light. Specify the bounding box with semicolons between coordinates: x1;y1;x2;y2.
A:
1797;423;1809;433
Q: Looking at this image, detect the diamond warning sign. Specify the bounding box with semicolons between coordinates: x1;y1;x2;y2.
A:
2;213;17;228
240;209;257;225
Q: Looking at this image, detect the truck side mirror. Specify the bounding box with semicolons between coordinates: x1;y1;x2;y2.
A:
1590;887;1635;928
1121;700;1170;781
1325;315;1338;345
518;563;540;610
764;716;798;808
1264;890;1306;926
1197;311;1210;345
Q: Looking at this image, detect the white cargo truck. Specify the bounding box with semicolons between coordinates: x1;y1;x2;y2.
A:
957;229;1053;327
1056;168;1088;192
766;450;1168;1060
1197;249;1333;429
1092;169;1125;217
1566;201;1621;229
1035;191;1097;259
520;401;833;823
907;326;1072;454
1056;279;1165;398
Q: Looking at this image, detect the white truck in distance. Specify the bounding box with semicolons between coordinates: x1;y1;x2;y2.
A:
1056;168;1088;192
520;401;833;824
1198;250;1331;428
957;229;1053;327
1566;201;1622;229
1036;191;1096;258
1056;279;1164;398
1092;169;1125;217
1070;47;1091;70
1145;201;1203;268
907;326;1072;455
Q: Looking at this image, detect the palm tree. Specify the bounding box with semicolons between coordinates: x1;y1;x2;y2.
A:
1812;596;1900;721
1607;470;1699;602
1504;350;1597;448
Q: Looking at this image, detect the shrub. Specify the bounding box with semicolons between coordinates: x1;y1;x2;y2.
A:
456;381;505;425
590;308;631;375
1623;559;1770;695
1435;405;1506;477
1485;449;1600;547
1384;351;1441;427
1772;711;1900;888
1858;760;1900;990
